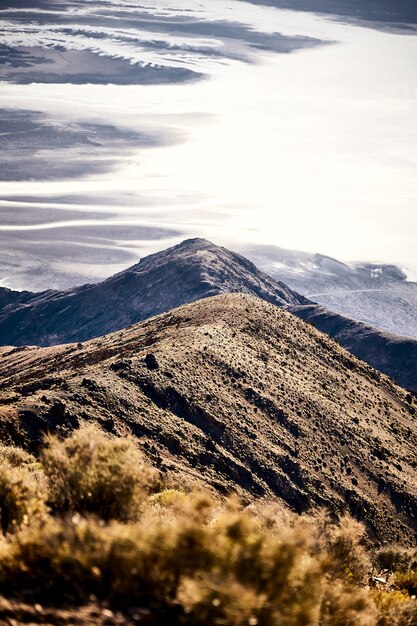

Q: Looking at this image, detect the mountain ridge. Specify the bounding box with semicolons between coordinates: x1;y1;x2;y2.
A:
238;243;417;339
1;293;416;544
0;238;415;392
0;238;308;346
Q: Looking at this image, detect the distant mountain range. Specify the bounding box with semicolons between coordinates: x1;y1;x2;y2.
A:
244;0;417;29
1;294;416;543
0;238;416;391
238;244;417;339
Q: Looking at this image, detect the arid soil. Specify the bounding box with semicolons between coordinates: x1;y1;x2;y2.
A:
1;238;415;393
291;304;417;392
0;597;146;626
0;294;416;544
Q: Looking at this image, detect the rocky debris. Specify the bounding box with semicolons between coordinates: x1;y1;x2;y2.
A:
290;304;417;392
0;293;416;544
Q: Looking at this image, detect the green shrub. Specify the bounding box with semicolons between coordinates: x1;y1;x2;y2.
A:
41;426;158;521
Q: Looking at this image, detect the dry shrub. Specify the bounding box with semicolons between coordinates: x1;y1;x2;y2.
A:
0;503;377;625
321;582;377;626
0;431;413;626
42;426;158;521
394;571;417;597
374;591;417;626
385;601;417;626
375;546;414;574
0;463;47;535
149;489;216;525
0;516;127;604
0;445;37;469
318;515;371;584
0;511;215;607
179;577;268;626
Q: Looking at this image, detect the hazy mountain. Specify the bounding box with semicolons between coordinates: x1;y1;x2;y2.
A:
0;285;34;311
239;244;417;339
0;238;416;392
244;0;417;29
0;238;309;347
1;294;416;543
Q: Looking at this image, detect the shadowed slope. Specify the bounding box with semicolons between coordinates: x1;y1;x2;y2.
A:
0;294;416;544
0;239;308;347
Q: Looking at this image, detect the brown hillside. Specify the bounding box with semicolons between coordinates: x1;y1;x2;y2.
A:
0;294;416;544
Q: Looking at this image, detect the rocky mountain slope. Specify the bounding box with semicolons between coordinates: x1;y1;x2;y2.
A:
0;294;416;544
290;304;417;393
1;238;416;393
0;238;308;347
0;285;34;311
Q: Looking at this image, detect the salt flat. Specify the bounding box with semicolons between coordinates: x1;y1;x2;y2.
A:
0;0;416;330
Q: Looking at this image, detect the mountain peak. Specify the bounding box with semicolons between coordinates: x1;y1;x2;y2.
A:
0;239;415;393
0;239;308;347
174;237;214;249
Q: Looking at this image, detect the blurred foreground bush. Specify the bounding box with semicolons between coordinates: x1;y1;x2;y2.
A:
0;426;414;626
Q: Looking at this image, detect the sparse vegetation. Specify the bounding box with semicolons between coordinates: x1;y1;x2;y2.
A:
0;426;415;625
41;425;158;521
0;462;47;535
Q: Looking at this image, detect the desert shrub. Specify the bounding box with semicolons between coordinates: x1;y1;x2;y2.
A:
394;571;417;597
149;489;216;526
0;487;375;624
374;546;414;574
179;577;269;626
0;430;414;626
149;488;190;508
41;426;158;521
320;582;377;626
0;463;47;535
374;591;417;626
0;444;37;469
0;516;126;603
386;601;417;626
0;510;215;607
320;515;371;584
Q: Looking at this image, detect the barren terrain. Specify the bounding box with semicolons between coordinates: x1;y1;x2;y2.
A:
1;294;416;544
